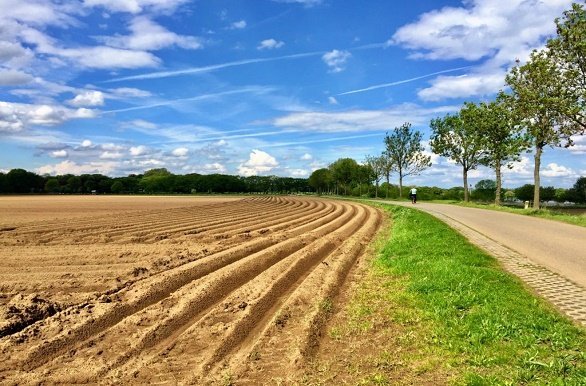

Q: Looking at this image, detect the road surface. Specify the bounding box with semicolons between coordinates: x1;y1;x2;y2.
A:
377;200;586;325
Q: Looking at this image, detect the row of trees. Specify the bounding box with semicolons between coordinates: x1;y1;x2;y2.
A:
430;3;585;208
0;168;310;195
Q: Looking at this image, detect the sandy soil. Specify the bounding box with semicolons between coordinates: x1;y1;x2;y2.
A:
0;195;241;226
0;196;382;384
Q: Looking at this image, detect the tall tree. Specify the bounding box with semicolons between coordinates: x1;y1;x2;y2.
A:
430;104;486;202
506;50;581;208
308;168;332;195
329;158;360;195
364;155;385;198
476;93;529;205
547;2;586;130
383;122;431;198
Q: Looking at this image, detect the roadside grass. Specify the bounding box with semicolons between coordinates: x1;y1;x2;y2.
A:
307;203;585;385
431;200;586;228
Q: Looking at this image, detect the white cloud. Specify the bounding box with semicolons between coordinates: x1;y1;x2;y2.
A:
327;96;339;105
68;90;105;107
322;50;351;73
238;149;279;176
288;168;309;177
418;69;506;101
171;147;189;157
300;153;312;160
83;0;188;14
542;163;575;178
50;149;68;158
271;0;323;7
230;20;247;29
81;139;93;147
36;160;118;176
0;69;33;86
272;103;458;133
97;16;203;51
568;135;586;155
109;87;152;98
129;145;150;156
0;101;96;133
203;162;227;173
100;151;124;159
257;39;285;50
391;0;574;101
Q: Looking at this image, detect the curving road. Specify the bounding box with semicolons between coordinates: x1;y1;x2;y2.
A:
382;201;586;288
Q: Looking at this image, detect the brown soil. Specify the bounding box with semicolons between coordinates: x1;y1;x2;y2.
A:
0;196;383;384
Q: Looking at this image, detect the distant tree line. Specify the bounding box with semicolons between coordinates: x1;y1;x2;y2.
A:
0;168;310;195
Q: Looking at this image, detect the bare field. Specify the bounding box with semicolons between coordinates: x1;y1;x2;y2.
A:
0;196;382;384
0;195;241;226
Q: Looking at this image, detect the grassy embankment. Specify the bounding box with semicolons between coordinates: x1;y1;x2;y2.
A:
306;203;585;385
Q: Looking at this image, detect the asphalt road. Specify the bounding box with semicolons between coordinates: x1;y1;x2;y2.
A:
383;201;586;288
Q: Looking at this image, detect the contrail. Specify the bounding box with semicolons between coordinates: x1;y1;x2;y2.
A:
338;66;472;96
102;87;271;113
106;51;324;83
265;132;383;148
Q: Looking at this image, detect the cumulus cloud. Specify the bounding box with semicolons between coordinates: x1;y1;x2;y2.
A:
203;162;227;173
542;163;575;178
257;39;285;50
36;160;118;175
418;69;506;101
238;149;279;176
322;50;351;73
0;69;33;86
83;0;188;14
0;101;96;133
96;16;203;51
50;149;68;158
129;145;150;156
171;147;189;157
568;135;586;155
288;168;309;177
300;153;312;160
390;0;574;101
68;90;105;107
81;139;93;147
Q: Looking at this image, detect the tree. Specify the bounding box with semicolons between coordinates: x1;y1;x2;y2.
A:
364;155;385;198
547;2;586;130
329;158;360;195
506;49;583;208
472;179;497;202
383;122;431;198
45;178;61;193
308;168;332;194
567;176;586;203
476;93;530;205
111;181;124;194
430;104;486;202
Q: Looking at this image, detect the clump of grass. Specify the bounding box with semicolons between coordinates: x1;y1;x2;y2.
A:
378;204;586;384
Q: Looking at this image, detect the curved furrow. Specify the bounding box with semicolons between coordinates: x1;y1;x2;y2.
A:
0;201;348;375
46;203;359;382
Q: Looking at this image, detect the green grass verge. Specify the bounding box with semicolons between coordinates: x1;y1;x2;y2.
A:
430;200;586;228
371;203;585;385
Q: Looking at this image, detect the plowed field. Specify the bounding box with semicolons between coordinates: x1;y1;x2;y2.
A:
0;196;382;384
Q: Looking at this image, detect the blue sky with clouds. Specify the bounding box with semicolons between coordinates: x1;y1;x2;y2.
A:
1;0;584;188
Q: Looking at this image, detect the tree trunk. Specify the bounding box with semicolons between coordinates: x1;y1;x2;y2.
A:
463;166;469;202
385;173;390;199
375;181;379;198
398;174;403;198
495;161;502;206
533;146;542;209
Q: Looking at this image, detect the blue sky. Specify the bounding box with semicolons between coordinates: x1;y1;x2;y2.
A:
0;0;584;188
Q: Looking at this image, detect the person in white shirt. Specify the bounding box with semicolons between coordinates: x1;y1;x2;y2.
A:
409;187;417;204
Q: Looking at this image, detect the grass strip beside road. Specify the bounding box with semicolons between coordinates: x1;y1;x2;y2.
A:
440;200;586;228
312;203;585;385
